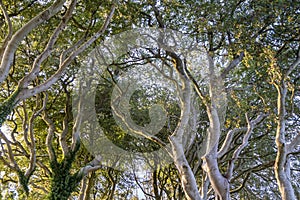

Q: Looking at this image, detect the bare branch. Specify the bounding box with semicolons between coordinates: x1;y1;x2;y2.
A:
134;172;156;198
22;101;31;147
71;89;83;152
31;182;49;193
185;65;208;105
111;92;167;148
230;172;250;194
231;160;275;183
0;154;15;169
79;177;88;200
36;160;52;176
200;173;210;200
59;35;87;63
152;4;165;28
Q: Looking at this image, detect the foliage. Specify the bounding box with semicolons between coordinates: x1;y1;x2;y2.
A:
0;0;299;199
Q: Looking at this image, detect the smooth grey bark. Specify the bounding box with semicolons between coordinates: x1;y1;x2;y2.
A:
168;51;202;200
200;54;264;200
203;141;230;200
274;82;296;200
200;55;231;200
273;53;300;200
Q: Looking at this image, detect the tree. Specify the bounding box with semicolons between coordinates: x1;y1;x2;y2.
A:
96;1;299;199
0;0;116;199
0;0;299;199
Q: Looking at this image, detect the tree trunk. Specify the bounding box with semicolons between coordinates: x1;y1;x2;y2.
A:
48;162;83;200
169;72;201;200
201;56;231;200
203;148;230;200
170;137;202;200
274;83;296;200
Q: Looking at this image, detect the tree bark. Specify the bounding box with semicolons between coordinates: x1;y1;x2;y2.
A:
170;137;202;200
274;82;296;200
169;56;202;200
201;55;231;200
203;145;230;200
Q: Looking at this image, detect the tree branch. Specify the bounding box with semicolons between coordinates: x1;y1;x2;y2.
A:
152;4;165;28
71;85;83;152
221;51;244;79
17;3;116;101
0;0;13;58
25;93;48;177
42;101;57;162
285;47;300;78
226;113;265;180
0;129;19;170
19;0;77;88
78;155;102;177
231;160;275;183
0;0;66;84
217;127;247;158
287;132;300;154
60;84;72;156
